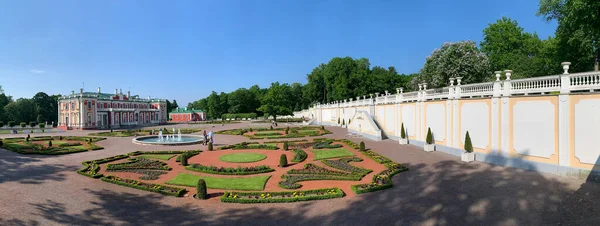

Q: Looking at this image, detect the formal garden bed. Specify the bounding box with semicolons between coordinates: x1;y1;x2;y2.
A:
76;135;408;202
215;126;331;139
0;135;105;155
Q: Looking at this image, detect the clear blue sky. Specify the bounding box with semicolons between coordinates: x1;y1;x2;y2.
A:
0;0;556;105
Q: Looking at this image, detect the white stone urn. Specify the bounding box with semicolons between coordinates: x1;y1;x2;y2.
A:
399;137;408;145
424;143;435;152
461;152;475;163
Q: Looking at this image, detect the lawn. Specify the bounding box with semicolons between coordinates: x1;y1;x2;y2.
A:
138;154;176;160
311;148;355;160
166;173;271;191
298;130;319;134
254;131;283;136
219;153;267;163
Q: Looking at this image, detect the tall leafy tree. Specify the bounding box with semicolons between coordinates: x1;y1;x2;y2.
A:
32;92;55;123
413;41;491;89
258;82;293;120
538;0;600;71
206;91;220;119
4;98;35;123
481;17;560;78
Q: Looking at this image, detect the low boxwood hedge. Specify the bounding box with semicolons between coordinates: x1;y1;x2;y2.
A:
290;149;307;163
185;164;275;175
221;187;344;203
351;162;409;194
101;176;185;197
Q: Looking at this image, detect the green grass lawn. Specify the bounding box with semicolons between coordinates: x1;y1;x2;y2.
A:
311;148;355;160
298;129;319;134
219;153;267;163
166;173;271;191
138;154;176;160
51;141;69;145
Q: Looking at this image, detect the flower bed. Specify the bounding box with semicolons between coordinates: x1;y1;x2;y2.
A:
76;154;130;178
351;162;409;194
321;157;372;176
101;176;185;197
291;149;307;163
337;139;360;149
1;136;105;155
186;164;275;175
263;139;308;144
278;174;363;189
221;188;344;203
312;141;343;149
106;158;171;171
288;164;350;176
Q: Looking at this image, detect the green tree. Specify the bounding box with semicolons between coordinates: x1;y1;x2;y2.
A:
196;179;207;199
279;154;288;167
413;41;491;89
464;131;473;153
538;0;600;71
206;91;220;119
4;98;35;123
227;88;255;113
481;17;560;78
32;92;55;123
0;93;13;122
258;82;293;121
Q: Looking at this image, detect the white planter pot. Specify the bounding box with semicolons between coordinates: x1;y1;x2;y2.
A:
399;138;408;145
461;152;475;163
424;144;435;152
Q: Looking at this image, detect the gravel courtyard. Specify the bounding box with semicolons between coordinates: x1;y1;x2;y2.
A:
1;122;599;226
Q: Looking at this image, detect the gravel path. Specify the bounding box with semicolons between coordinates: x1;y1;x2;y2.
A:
1;122;599;226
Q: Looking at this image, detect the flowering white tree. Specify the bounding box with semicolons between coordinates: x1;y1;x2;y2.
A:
412;41;491;89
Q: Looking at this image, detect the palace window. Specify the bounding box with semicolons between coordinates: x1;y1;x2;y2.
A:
65;103;69;110
87;113;92;125
88;101;92;109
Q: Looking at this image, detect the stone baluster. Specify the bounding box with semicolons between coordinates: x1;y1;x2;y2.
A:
417;84;423;101
502;71;512;96
455;78;462;99
560;62;571;94
422;83;428;100
449;78;455;99
493;71;502;97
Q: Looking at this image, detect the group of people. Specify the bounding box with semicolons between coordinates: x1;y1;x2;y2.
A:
203;130;214;145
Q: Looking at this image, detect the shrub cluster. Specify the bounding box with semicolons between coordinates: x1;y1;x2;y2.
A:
312;141;343;149
221;113;257;120
351;162;408;194
106;158;171;171
291;149;307;163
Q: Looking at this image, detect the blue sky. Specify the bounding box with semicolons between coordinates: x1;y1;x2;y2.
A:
0;0;557;105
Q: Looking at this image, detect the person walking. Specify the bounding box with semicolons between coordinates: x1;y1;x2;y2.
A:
208;130;214;144
203;130;207;145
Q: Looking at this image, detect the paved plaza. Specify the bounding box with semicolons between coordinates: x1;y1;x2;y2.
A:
1;122;599;226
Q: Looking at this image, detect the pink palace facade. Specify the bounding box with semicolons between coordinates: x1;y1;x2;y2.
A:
57;87;167;130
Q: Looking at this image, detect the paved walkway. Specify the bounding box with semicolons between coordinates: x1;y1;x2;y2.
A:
0;123;599;226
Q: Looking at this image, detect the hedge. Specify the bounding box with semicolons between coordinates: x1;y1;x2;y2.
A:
221;188;344;203
101;176;185;197
291;149;308;163
185;164;275;175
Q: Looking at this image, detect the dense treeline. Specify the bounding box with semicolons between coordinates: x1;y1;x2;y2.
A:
188;2;598;118
0;86;60;126
187;58;416;120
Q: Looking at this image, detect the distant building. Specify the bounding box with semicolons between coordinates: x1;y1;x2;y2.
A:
57;88;168;130
169;108;206;122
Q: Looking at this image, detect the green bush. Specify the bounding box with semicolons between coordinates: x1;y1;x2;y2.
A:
196;179;208;199
221;188;344;203
464;131;473;153
279;154;287;167
181;154;188;166
359;141;365;152
29;121;37;127
208;142;213;151
0;121;3;127
337;118;340;124
291;149;307;163
20;122;27;128
342;120;345;126
321;126;325;130
186;164;274;175
39;123;45;129
8;121;15;128
0;140;3;146
348;119;351;125
426;127;433;144
400;123;406;139
48;141;52;147
283;141;289;150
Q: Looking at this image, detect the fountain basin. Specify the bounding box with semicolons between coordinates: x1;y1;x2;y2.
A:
132;135;204;146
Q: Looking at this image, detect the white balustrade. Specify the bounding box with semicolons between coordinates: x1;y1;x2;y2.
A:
569;71;600;92
425;87;450;100
403;91;419;102
510;75;561;95
460;82;494;97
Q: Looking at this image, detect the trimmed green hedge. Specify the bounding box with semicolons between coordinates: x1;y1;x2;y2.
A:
351;162;409;194
291;149;307;163
101;176;185;197
185;164;275;175
76;154;129;178
221;188;344;203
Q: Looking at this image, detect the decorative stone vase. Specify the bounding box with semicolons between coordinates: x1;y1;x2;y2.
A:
399;138;408;145
424;144;435;152
461;152;475;163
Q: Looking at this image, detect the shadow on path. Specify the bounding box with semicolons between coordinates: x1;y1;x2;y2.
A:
0;149;77;184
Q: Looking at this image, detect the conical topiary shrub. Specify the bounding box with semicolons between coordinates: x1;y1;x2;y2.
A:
279;154;287;167
208;142;213;151
359;141;365;152
338;118;340;124
342;120;345;126
464;131;473;153
400;123;406;139
348;119;351;125
426;127;433;144
48;141;52;147
283;141;289;151
196;179;207;199
181;154;188;166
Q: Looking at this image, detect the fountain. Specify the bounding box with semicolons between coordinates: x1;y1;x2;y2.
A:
133;128;202;145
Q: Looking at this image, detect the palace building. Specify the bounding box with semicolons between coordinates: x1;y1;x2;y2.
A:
168;108;206;122
57;88;168;130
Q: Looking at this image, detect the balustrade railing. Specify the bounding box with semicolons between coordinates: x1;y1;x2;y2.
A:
569;71;600;92
510;75;561;95
460;82;494;97
425;87;450;100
